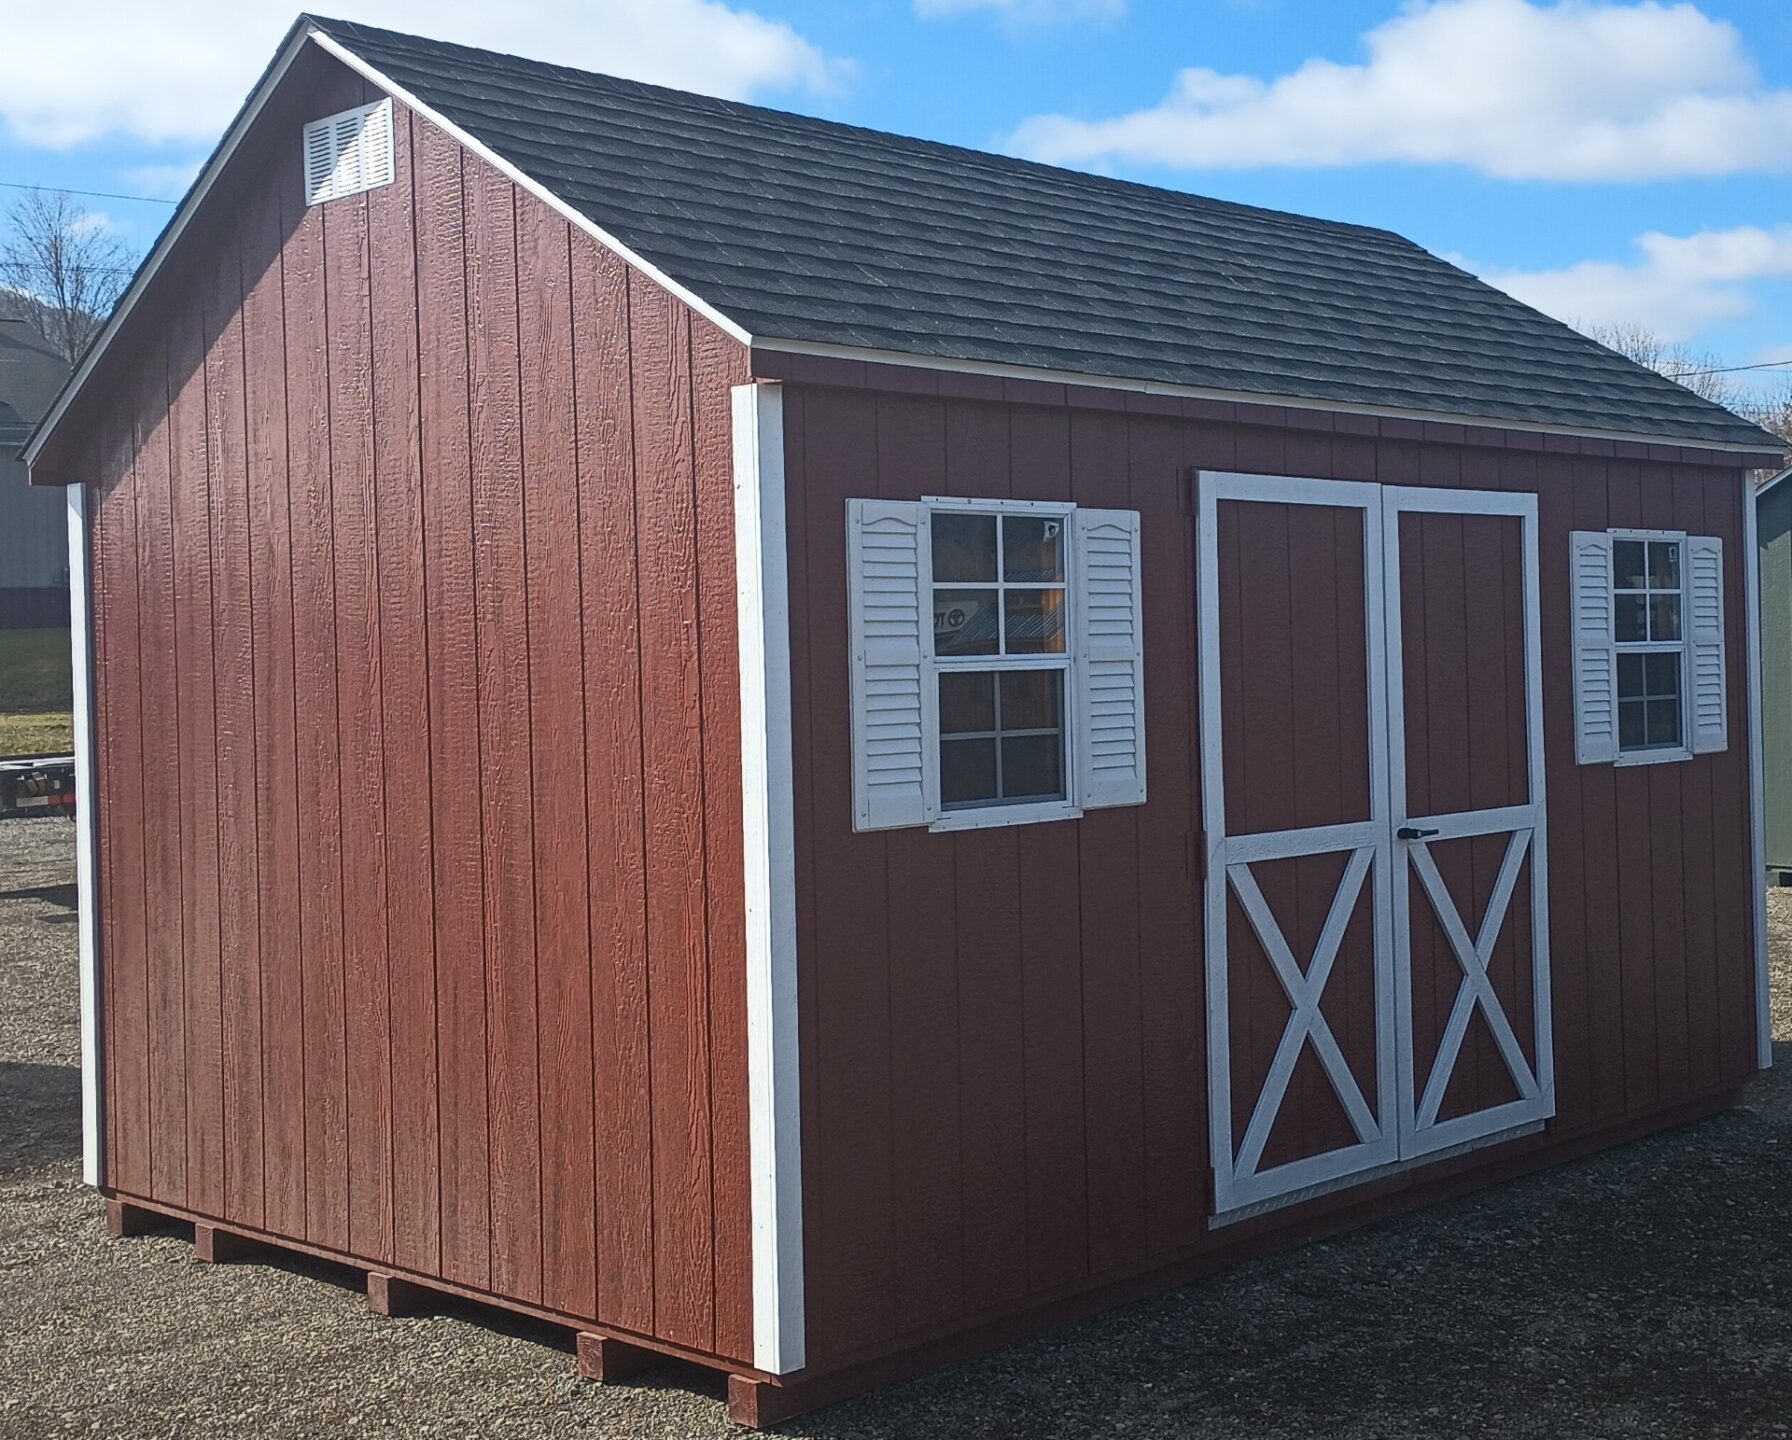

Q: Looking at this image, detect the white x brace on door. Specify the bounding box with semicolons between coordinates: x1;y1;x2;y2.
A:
1198;473;1554;1219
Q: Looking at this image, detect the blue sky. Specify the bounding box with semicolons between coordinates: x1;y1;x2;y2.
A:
4;0;1790;396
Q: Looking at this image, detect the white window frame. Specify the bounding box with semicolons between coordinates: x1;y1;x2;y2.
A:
1609;527;1693;768
924;496;1082;833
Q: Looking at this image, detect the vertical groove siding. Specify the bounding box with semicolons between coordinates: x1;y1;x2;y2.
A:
785;385;1762;1374
82;55;753;1365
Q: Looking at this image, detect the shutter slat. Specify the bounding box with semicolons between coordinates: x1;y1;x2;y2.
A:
849;500;937;830
302;99;396;206
1073;508;1146;809
1570;531;1618;765
1687;534;1727;753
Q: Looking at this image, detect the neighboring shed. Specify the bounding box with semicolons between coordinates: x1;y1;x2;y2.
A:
1757;467;1792;878
24;16;1782;1425
0;318;71;626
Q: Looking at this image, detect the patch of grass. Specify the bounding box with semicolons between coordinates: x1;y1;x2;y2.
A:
0;629;72;713
0;629;73;756
0;711;72;757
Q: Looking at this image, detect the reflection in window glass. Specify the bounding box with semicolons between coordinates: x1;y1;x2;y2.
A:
1617;649;1683;752
1611;535;1685;756
934;589;1000;656
938;668;1065;809
932;512;998;583
1002;515;1065;583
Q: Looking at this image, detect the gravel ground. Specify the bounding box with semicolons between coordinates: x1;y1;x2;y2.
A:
2;817;1789;1439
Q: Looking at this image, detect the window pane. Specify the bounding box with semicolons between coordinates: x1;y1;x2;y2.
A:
1617;652;1647;700
934;589;1000;655
1004;588;1066;654
1002;515;1065;583
941;737;998;806
1001;734;1064;800
1614;593;1648;643
932;512;997;583
1619;699;1647;750
1648;541;1680;588
1614;539;1648;590
940;671;995;734
1649;594;1681;642
1644;651;1681;697
999;669;1063;730
1646;698;1682;746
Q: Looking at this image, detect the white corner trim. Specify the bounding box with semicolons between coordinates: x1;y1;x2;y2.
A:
753;338;1781;460
732;380;805;1373
1744;475;1774;1070
69;483;104;1185
305;28;754;349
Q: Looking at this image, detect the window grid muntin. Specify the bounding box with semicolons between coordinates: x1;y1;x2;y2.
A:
939;668;1067;809
1611;532;1688;755
932;509;1067;662
929;502;1075;814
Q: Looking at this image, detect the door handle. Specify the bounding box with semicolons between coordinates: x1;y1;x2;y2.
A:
1397;826;1440;841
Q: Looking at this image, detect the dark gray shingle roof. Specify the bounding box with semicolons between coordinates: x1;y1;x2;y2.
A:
312;16;1778;450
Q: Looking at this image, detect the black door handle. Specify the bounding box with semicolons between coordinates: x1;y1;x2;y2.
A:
1397;826;1440;841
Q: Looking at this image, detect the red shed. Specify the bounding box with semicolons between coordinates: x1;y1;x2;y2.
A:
26;17;1782;1426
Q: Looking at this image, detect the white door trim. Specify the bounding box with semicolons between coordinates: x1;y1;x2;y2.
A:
1198;470;1399;1214
1199;474;1554;1219
1381;485;1554;1159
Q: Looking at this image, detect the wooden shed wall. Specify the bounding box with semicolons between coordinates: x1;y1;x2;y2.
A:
76;53;755;1364
773;371;1762;1374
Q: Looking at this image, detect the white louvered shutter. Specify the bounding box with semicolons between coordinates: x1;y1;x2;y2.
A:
303;99;395;205
1686;534;1727;753
1570;530;1619;765
847;499;938;831
1073;508;1146;809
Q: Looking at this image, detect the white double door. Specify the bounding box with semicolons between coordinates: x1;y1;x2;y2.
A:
1198;473;1554;1217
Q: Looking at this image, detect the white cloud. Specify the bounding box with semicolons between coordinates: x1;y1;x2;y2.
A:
916;0;1124;19
1010;0;1792;181
1470;225;1792;340
120;160;207;200
0;0;847;148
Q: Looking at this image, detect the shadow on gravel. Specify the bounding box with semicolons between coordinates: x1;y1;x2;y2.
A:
0;1060;79;1179
0;881;77;910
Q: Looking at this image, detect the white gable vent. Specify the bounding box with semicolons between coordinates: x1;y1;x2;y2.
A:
302;98;395;205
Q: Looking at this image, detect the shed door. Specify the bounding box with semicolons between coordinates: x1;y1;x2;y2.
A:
1198;475;1400;1214
1199;475;1553;1219
1385;487;1553;1159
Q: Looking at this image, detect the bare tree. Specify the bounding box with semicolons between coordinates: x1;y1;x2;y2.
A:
1737;379;1792;459
0;189;132;364
1582;321;1742;410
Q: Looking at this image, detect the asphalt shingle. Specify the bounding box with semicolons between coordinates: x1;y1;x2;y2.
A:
311;16;1779;450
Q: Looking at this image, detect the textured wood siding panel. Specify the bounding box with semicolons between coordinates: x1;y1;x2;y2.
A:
82;54;753;1365
785;383;1764;1373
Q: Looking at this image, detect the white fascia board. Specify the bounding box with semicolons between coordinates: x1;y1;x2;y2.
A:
751;337;1782;460
306;29;753;349
732;380;805;1373
69;483;104;1184
23;26;314;471
1744;473;1774;1070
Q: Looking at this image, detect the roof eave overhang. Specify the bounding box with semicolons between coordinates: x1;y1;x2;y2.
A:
749;337;1788;463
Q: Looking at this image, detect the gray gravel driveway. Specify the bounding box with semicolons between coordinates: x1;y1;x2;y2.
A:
3;817;1789;1438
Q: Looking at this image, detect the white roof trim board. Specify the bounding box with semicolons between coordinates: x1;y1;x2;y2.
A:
23;22;1786;470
